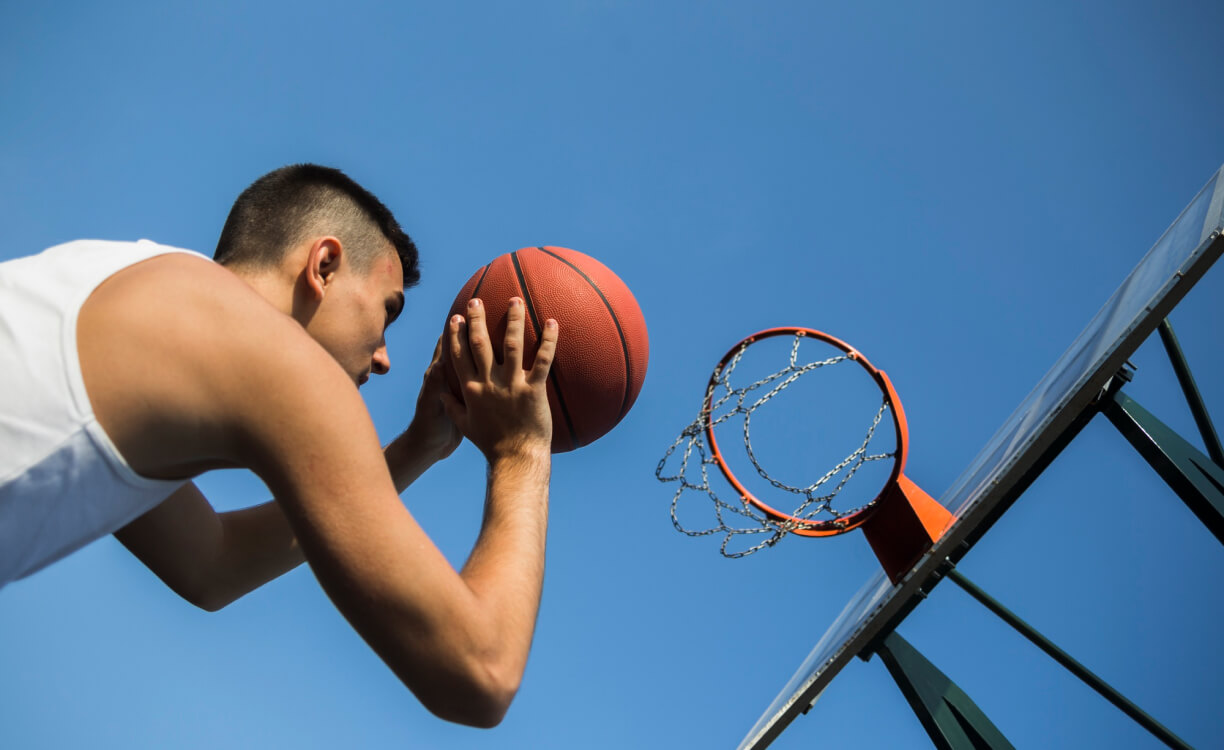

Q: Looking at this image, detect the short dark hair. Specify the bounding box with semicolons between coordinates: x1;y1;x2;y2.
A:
214;164;420;288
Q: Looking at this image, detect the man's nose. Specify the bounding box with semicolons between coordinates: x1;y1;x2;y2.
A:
372;344;390;375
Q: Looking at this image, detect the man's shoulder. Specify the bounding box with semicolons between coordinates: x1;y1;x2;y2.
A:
25;238;209;266
88;252;321;373
78;250;340;477
92;251;266;321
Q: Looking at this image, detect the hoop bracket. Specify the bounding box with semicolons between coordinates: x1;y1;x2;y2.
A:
862;475;954;584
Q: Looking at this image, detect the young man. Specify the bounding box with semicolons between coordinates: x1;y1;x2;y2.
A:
0;164;558;728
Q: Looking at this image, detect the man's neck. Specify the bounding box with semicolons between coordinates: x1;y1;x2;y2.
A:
224;264;296;319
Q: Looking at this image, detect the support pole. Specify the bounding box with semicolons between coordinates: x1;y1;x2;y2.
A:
874;631;1015;750
1157;319;1224;467
1102;389;1224;545
945;569;1192;750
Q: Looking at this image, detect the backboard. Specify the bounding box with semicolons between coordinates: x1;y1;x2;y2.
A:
738;164;1224;750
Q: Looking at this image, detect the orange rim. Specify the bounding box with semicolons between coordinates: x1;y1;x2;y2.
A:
703;327;909;536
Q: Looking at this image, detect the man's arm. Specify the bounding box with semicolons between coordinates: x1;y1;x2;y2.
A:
117;327;462;609
232;297;556;728
114;429;440;610
114;430;442;610
114;483;303;611
79;255;556;726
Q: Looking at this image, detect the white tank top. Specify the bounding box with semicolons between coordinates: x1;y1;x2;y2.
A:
0;239;207;587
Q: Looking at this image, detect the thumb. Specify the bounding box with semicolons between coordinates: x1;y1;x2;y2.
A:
438;391;466;425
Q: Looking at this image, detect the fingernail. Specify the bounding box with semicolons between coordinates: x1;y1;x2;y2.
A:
510;297;521;308
468;298;480;309
546;319;557;329
451;314;462;325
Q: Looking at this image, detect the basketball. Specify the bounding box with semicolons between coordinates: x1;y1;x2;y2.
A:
447;246;649;453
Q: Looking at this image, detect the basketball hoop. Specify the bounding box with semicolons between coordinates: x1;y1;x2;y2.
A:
657;327;953;583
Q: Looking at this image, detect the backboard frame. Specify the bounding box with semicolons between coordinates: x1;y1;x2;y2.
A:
738;164;1224;750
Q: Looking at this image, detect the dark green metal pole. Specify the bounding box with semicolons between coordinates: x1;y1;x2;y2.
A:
1103;391;1224;545
945;569;1192;750
874;631;1015;750
1157;318;1224;467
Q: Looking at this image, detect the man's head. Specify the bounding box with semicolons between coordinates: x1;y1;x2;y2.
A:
215;164;419;285
215;165;420;385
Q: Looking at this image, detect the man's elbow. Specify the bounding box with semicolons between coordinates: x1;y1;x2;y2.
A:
169;577;241;612
418;660;520;728
431;698;512;729
189;590;234;613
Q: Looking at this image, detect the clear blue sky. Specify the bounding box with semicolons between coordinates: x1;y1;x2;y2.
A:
2;2;1221;748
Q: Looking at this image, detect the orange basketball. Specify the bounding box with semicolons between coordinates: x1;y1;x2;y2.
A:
447;246;649;453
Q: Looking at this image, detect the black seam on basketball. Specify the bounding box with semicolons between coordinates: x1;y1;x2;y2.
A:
538;247;634;421
471;263;491;297
512;250;578;451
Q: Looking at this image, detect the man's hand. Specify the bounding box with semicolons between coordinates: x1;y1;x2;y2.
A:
384;334;465;494
403;335;463;459
441;297;558;460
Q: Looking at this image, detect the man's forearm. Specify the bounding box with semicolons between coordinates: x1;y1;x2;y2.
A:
225;430;433;595
384;430;445;494
211;427;442;605
117;483;305;611
213;501;306;604
458;447;551;693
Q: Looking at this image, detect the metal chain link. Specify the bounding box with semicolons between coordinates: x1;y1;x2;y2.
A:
656;332;897;558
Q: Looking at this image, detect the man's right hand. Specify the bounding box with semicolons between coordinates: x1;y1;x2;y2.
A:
440;297;558;461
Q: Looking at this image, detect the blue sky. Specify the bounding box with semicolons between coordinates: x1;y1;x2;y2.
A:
1;2;1221;748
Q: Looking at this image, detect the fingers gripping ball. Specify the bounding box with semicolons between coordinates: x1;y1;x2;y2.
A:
448;246;649;453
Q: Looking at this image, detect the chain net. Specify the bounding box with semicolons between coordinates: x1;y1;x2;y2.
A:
656;332;896;557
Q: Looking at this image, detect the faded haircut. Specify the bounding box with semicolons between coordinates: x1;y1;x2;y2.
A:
213;164;420;288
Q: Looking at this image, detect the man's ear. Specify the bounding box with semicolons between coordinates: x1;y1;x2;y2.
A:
303;237;344;300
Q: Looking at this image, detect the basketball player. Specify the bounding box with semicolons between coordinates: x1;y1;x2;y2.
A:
0;164;558;728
